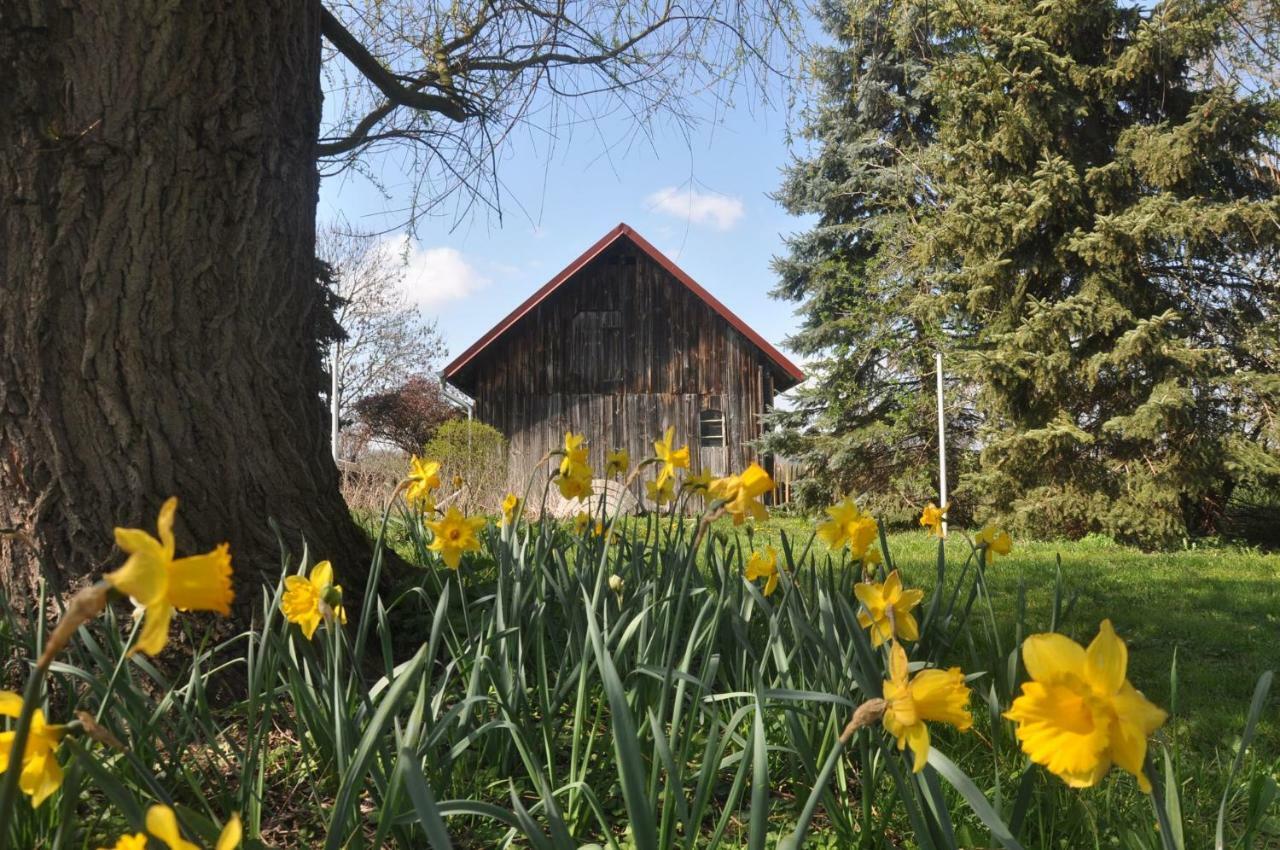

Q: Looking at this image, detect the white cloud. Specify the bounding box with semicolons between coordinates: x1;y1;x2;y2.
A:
385;235;489;309
646;186;745;231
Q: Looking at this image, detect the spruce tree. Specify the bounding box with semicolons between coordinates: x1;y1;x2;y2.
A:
775;0;1280;544
765;0;956;522
918;0;1280;544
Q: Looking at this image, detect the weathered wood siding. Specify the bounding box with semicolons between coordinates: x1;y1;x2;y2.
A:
452;240;781;490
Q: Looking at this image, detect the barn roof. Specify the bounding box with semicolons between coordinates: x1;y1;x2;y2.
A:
441;223;805;391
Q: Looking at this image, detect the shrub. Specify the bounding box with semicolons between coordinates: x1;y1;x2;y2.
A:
352;374;457;455
422;418;507;513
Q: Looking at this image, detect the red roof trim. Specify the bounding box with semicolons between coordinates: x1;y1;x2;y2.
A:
441;223;805;388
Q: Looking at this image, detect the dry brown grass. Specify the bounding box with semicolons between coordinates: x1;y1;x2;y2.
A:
338;448;405;514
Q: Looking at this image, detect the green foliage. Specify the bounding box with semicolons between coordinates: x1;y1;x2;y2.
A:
421;418;508;512
764;0;954;523
774;0;1280;545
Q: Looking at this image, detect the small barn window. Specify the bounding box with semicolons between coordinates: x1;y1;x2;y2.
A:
699;409;725;447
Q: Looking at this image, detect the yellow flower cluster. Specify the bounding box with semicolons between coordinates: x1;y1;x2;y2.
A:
0;498;239;813
405;456;442;513
427;507;487;570
1006;620;1167;792
707;462;774;525
817;498;879;561
854;570;924;647
744;546;782;597
919;502;948;537
882;642;974;772
281;560;347;640
841;505;1164;793
556;432;594;501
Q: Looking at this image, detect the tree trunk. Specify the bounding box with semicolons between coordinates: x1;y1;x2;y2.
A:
0;1;372;619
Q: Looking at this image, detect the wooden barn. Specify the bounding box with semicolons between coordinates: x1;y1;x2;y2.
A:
440;223;804;492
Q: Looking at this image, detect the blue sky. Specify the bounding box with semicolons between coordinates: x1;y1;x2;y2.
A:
317;81;815;372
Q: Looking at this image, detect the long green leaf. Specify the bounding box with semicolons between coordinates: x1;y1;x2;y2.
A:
1216;670;1274;850
926;748;1026;850
584;592;659;850
398;748;454;849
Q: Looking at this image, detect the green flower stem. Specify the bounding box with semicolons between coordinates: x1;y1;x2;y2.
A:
94;615;143;724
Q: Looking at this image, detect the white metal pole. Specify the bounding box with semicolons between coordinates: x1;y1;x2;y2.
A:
935;351;948;537
330;340;340;462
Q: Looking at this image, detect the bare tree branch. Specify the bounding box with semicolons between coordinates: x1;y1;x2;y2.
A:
320;6;471;121
317;0;805;228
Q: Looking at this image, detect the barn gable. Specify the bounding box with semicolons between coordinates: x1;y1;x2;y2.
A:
441;223;803;481
443;223;803;395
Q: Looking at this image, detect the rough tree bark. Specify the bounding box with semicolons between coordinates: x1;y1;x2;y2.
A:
0;1;371;617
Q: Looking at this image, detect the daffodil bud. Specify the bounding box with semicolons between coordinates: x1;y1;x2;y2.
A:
322;585;344;609
608;574;624;593
39;582;110;669
840;697;888;742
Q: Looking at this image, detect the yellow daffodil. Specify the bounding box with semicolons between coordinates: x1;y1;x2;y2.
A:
281;560;347;640
975;525;1013;561
0;691;64;806
593;521;606;538
854;570;924;647
105;498;233;657
882;642;973;772
1005;620;1168;792
573;511;591;534
816;498;879;560
501;492;521;527
646;476;676;506
605;448;630;478
215;814;242;850
556;466;594;501
744;546;782;597
864;547;883;569
708;463;774;525
653;427;690;486
684;469;714;492
406;456;442;512
124;805;240;850
560;431;589;475
451;474;464;489
426;507;487;569
919;502;948;537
